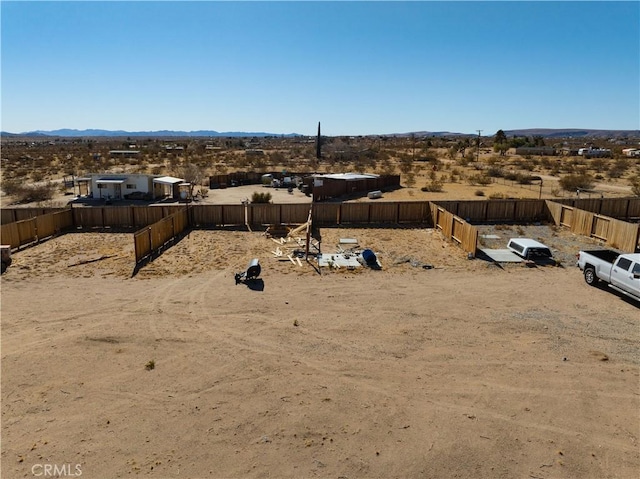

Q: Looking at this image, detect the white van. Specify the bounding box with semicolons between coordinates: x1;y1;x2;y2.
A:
507;238;553;261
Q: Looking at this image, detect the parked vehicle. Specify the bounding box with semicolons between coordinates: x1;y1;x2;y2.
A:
577;250;640;301
507;238;553;261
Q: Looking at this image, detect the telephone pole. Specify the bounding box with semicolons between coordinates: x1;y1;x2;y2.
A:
316;122;322;160
476;130;483;162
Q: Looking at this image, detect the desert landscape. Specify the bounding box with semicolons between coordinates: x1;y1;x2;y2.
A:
2;216;640;478
3;0;639;476
2;134;640;479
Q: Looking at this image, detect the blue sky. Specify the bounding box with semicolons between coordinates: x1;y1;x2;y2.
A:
1;1;638;136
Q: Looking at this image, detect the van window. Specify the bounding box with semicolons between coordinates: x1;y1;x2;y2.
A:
632;263;640;275
616;257;632;271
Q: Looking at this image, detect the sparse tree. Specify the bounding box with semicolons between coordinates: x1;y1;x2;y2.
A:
179;163;203;199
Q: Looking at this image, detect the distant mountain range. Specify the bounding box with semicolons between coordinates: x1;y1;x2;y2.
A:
0;129;302;138
1;128;638;139
392;129;640;139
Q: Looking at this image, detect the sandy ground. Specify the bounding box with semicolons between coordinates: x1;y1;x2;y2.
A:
1;227;639;479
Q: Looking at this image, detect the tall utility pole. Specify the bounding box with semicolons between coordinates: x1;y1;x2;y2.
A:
476;130;483;162
316;122;322;160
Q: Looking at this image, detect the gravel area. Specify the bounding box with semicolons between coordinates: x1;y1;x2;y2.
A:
476;223;610;267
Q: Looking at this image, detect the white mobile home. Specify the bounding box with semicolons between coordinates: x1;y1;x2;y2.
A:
81;173;155;200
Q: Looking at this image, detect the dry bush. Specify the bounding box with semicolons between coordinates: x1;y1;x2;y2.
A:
467;173;492;186
559;174;594;192
251;191;272;203
3;181;57;204
421;179;444;192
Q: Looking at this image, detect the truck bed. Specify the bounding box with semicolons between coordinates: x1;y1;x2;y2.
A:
580;249;620;265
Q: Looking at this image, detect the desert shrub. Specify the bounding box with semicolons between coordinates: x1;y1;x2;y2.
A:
251;191;272;203
486;166;504;178
4;181;57;204
474;189;485;196
558;174;594;192
608;158;630;178
404;172;416;188
421;179;444;192
1;179;25;196
488;192;506;199
466;173;492;186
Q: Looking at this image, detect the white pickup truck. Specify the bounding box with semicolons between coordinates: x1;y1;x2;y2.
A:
577;250;640;301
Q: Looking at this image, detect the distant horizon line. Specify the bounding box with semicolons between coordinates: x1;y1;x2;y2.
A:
3;127;640;139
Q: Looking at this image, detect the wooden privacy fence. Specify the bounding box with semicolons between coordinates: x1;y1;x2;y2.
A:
188;202;432;227
429;203;478;255
0;209;73;249
1;207;67;225
72;205;185;229
134;208;189;263
432;199;548;223
546;200;640;252
315;201;431;225
552;197;640;220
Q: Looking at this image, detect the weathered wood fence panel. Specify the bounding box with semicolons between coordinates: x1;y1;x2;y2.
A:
339;203;371;224
134;229;152;263
1;209;16;225
102;206;134;227
627;198;640;219
35;214;57;240
545;200;563;225
398;201;431;224
1;222;21;248
571;209;594;236
220;205;246;225
132;206;165;227
280;203;313;224
435;199;548;223
73;207;105;227
430;203;478;255
134;208;190;264
560;206;574;227
191;205;223;226
369;202;400;223
554;198;640;220
312;203;341;225
249;204;280;225
1;209;73;249
546;200;640;252
16;218;37;245
591;215;610;241
54;209;74;231
607;219;640;251
1;207;67;225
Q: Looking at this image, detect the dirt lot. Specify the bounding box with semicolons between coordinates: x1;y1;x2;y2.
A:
2;227;638;479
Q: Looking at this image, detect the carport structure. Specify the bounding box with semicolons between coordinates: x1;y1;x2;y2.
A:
153;176;185;200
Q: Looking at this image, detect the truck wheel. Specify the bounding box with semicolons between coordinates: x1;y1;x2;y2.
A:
584;267;598;286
